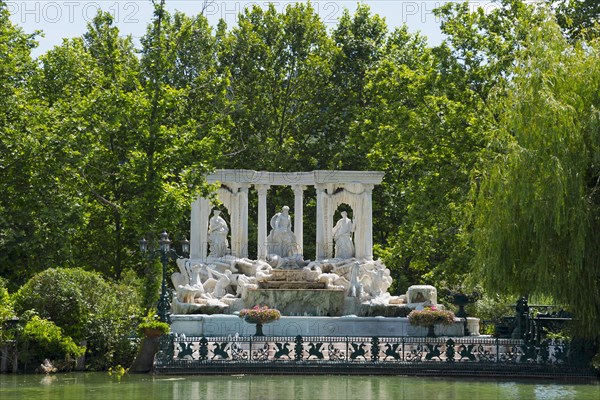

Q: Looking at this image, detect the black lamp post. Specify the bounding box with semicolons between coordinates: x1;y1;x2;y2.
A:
139;231;190;324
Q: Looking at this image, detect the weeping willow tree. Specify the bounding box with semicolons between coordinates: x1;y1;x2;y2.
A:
473;15;600;337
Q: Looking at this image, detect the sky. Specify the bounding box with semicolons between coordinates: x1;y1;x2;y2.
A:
6;1;497;57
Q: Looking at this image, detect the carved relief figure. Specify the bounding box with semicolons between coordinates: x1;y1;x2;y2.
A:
349;261;363;297
267;206;297;257
332;211;355;259
203;266;233;298
208;210;229;257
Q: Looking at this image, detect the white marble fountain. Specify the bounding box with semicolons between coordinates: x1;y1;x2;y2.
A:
169;170;479;337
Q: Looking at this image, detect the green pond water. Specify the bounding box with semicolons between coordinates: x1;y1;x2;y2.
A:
1;373;598;400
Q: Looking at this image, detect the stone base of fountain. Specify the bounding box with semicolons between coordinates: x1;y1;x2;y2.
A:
243;269;346;316
245;288;346;316
170;314;480;337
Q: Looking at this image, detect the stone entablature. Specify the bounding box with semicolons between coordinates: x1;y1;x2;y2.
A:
206;170;385;186
190;169;384;262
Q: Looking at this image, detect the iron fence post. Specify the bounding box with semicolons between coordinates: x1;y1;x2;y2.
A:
496;338;499;364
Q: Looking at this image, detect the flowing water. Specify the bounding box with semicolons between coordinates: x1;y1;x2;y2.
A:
1;373;598;400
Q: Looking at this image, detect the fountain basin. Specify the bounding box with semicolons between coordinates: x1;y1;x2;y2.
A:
170;315;479;337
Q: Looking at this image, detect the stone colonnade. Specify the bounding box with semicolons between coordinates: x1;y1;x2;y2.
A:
189;170;384;261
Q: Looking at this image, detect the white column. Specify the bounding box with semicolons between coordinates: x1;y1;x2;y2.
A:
353;184;374;261
315;184;325;260
191;196;211;260
324;184;335;259
228;184;241;258
255;184;270;260
363;184;374;261
190;197;201;259
292;185;306;256
239;184;250;258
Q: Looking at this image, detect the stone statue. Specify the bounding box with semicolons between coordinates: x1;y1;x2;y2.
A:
208;210;229;257
349;261;363;298
267;206;297;257
172;266;205;304
235;274;258;299
203;266;233;298
332;211;354;259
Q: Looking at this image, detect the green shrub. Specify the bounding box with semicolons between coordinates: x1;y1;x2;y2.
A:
0;277;16;344
469;293;514;321
468;293;515;335
407;307;455;326
19;313;85;371
13;267;143;370
592;352;600;371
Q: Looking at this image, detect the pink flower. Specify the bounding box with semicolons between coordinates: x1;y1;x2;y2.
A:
239;305;281;324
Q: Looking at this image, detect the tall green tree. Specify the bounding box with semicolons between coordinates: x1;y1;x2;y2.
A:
353;1;540;291
19;6;228;281
354;26;483;291
331;4;388;170
0;1;75;286
31;14;145;278
473;15;600;336
139;1;228;225
217;2;336;171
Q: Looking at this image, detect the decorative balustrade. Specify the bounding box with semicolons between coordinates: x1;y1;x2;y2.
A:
154;334;594;378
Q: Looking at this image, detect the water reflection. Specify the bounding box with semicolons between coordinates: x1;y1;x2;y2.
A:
163;375;599;400
39;375;58;385
0;373;598;400
534;384;578;400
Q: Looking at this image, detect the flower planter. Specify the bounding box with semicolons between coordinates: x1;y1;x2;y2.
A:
408;307;455;337
143;328;165;338
448;292;479;335
239;306;281;336
243;317;278;336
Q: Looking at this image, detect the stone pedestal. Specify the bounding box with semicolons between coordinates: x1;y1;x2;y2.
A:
245;289;345;316
407;285;437;305
406;319;465;337
245;269;345;316
466;317;480;336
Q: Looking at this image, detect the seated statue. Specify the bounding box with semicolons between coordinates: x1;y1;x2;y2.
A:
208;209;229;257
203;266;233;298
267;206;297;257
332;211;354;259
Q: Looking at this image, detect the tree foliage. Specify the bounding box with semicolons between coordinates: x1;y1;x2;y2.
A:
1;5;229;286
0;277;15;343
218;2;336;171
354;0;539;291
473;14;600;336
552;0;600;40
0;1;70;285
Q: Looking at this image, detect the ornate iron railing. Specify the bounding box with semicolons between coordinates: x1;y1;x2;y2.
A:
154;334;595;378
